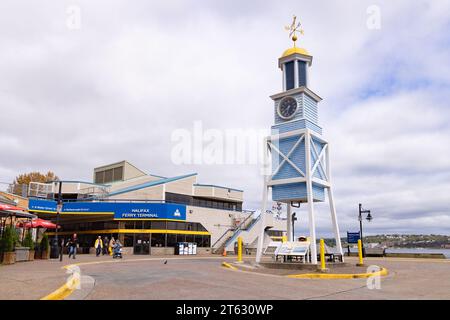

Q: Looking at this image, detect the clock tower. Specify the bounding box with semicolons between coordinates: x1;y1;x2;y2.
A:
256;17;344;264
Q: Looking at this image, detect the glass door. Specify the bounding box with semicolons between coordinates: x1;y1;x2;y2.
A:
133;234;150;255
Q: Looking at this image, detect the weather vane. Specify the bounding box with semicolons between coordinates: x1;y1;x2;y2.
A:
285;15;304;47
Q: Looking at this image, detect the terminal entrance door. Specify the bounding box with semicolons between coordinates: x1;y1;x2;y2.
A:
134;234;150;255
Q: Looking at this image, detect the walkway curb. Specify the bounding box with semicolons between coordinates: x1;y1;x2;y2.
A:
286;267;388;279
222;262;237;270
41;275;80;300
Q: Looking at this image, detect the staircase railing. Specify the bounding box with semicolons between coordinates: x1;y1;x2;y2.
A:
211;211;255;252
223;214;262;250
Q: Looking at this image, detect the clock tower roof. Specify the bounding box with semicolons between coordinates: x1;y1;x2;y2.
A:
281;46;310;58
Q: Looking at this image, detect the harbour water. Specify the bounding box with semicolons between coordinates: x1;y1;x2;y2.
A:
385;248;450;259
347;247;450;258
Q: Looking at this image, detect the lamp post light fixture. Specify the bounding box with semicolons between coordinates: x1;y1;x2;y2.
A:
358;203;372;257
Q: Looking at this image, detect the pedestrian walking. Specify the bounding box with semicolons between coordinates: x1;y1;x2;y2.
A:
59;238;65;262
68;233;78;259
102;236;109;255
95;236;103;257
109;237;115;256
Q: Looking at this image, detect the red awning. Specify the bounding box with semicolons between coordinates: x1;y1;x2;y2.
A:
0;203;24;212
17;218;59;229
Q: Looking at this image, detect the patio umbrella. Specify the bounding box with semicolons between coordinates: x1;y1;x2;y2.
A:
0;203;25;213
17;218;59;229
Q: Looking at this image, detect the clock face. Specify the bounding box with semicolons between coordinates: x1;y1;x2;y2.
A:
278;97;298;119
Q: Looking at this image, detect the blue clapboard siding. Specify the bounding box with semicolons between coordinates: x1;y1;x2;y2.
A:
311;138;326;180
271;118;322;135
303;94;318;124
272;183;325;202
271;136;306;180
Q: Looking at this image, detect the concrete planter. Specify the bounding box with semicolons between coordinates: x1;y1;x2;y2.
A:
15;247;30;262
41;250;49;259
2;252;16;265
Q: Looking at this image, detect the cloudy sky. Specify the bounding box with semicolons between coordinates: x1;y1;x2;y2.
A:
1;0;449;236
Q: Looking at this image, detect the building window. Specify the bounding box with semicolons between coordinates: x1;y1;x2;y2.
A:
194;235;203;247
124;221;135;229
104;169;113;183
298;60;307;87
166;234;177;247
152;221;166;229
95;171;104;184
113;166;123;181
94;165;124;184
151;233;165;247
285;61;295;90
167;221;177;230
124;234;134;247
165;192;193;205
143;221;152;229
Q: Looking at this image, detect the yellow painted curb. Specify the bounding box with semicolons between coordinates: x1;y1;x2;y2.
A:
287;267;388;279
222;262;237;270
41;275;80;300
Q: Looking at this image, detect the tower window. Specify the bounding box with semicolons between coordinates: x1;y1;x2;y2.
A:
285;61;295;90
298;61;307;87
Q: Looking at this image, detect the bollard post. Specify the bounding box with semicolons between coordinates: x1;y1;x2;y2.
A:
282;235;287;243
357;239;364;266
237;236;243;263
319;239;329;272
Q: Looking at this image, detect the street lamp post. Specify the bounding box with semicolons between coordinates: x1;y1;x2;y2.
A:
292;212;297;241
358;203;373;258
50;181;63;259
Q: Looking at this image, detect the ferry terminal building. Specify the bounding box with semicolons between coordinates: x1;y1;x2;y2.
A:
28;161;285;255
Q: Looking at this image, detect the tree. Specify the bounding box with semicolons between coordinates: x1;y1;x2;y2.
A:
23;231;34;249
0;226;18;253
10;171;59;196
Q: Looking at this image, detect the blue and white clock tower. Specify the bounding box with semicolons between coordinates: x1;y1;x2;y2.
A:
256;20;344;264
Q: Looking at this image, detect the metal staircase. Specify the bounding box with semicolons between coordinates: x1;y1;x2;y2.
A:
211;212;256;254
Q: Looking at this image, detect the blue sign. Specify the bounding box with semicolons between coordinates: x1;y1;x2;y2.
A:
347;232;360;244
29;199;57;212
114;203;186;220
28;199;186;221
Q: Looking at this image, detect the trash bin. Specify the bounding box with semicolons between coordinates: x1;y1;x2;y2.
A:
176;242;186;255
50;238;59;259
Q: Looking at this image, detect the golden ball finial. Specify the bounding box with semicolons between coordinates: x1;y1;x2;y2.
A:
292;34;298;42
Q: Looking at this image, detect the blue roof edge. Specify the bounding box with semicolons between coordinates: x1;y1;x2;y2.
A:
193;184;243;193
108;173;198;197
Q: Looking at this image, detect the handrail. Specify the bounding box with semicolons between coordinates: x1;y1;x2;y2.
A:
224;214;261;248
211;228;235;249
211;211;256;249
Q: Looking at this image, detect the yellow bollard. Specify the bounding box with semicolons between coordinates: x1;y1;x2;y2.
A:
237;236;243;263
357;239;364;266
282;235;287;243
319;239;328;272
320;239;325;270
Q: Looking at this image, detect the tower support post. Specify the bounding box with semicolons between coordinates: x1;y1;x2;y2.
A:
256;138;270;264
286;204;292;242
325;143;344;260
305;130;318;264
